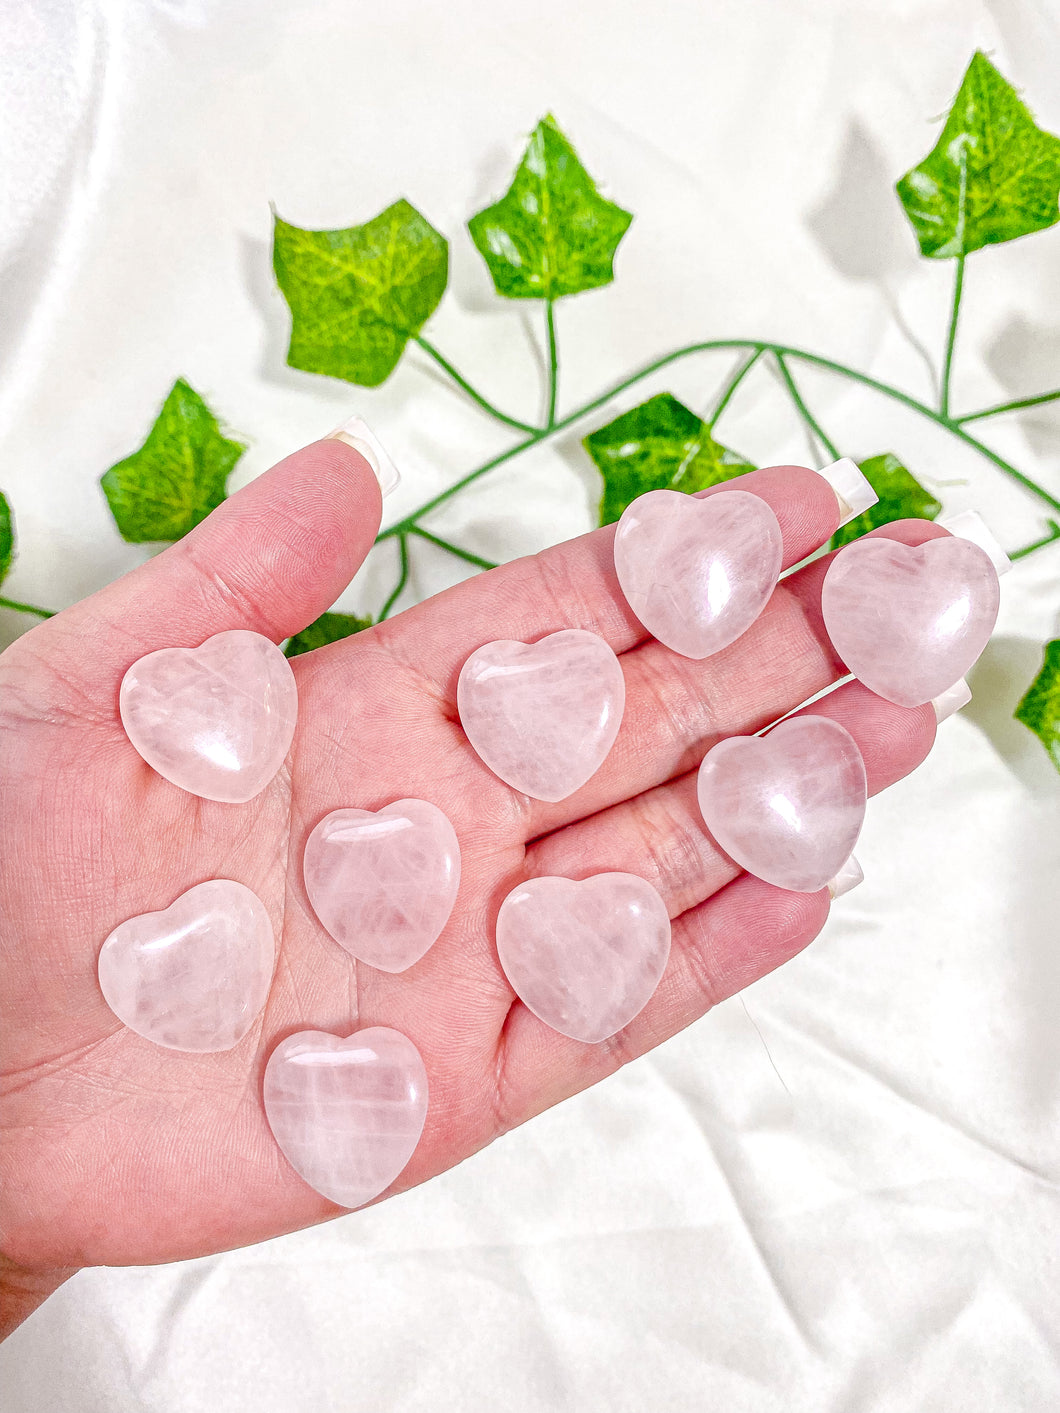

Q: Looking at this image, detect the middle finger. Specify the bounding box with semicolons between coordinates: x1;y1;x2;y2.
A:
519;517;950;839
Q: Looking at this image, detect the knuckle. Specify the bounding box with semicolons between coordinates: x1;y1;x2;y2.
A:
625;786;713;911
595;1024;644;1073
529;546;596;630
677;911;725;1012
487;1017;517;1138
176;539;264;625
624;651;719;775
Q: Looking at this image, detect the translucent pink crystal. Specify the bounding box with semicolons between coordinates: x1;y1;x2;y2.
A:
97;879;274;1052
613;488;784;658
697;715;867;893
496;873;671;1043
303;800;461;973
821;535;1000;708
119;629;297;803
264;1027;428;1209
457;629;626;802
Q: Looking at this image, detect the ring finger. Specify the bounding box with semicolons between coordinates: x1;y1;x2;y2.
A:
524;680;938;918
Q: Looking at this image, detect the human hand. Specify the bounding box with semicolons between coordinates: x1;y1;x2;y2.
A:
0;438;940;1330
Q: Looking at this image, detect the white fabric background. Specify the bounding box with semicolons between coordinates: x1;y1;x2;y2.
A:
2;0;1059;1408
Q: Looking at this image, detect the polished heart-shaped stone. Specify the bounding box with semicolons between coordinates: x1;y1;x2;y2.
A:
496;872;671;1043
697;716;867;893
303;799;461;973
120;629;298;803
97;879;274;1052
613;488;784;659
821;535;1000;708
457;629;625;802
264;1027;428;1209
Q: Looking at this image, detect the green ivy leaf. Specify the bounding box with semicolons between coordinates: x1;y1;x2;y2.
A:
584;393;755;526
273;200;448;387
284;610;372;658
896;51;1060;258
1015;639;1060;774
101;380;245;543
829;453;942;549
0;490;13;587
468;114;632;300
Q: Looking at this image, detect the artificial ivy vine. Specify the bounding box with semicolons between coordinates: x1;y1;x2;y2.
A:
1;54;1058;766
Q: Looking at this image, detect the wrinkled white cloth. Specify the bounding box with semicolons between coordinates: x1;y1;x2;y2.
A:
2;0;1059;1408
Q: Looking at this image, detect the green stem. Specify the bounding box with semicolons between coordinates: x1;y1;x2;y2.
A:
409;525;498;570
956;388;1060;424
774;351;841;462
1009;520;1060;561
708;348;762;426
415;336;538;434
377;337;1060;545
787;345;1060;513
0;595;54;619
377;435;538;541
940;251;966;418
940;146;969;419
545;298;559;430
379;533;410;620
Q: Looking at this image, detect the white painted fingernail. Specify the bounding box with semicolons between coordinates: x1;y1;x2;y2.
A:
827;854;864;899
817;458;878;527
326;416;401;498
931;676;972;722
939;510;1011;575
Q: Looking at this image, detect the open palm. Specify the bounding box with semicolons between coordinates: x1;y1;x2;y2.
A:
0;439;938;1310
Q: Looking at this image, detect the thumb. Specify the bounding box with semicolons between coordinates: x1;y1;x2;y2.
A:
36;432;390;683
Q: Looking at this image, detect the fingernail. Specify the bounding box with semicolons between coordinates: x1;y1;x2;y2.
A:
939;510;1011;576
931;676;972;722
817;458;878;527
326;416;401;498
827;854;864;899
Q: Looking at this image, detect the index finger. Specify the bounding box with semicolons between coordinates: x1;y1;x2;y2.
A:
10;439;383;702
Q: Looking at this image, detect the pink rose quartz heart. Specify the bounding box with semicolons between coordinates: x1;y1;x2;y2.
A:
119;629;298;803
821;535;1000;708
303;799;461;973
697;716;867;893
613;488;784;659
97;879;274;1052
496;873;671;1043
457;629;626;802
264;1027;428;1209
